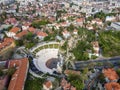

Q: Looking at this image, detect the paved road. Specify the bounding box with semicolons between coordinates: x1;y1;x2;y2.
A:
74;56;120;70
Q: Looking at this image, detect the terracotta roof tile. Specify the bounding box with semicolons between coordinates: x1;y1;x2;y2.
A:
9;27;20;34
37;31;48;37
0;38;14;50
105;82;120;90
23;22;31;26
8;58;29;90
28;27;36;33
103;68;119;81
43;81;52;89
5;18;17;24
76;18;84;22
15;31;28;38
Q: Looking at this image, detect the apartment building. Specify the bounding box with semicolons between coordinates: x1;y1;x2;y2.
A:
0;38;15;60
8;58;29;90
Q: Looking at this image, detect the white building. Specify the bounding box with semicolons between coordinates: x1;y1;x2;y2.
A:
5;27;21;38
36;31;48;40
111;22;120;30
62;30;70;39
0;0;14;4
91;41;100;56
105;16;116;22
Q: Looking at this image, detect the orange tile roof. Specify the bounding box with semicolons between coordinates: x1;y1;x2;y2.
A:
48;17;56;22
0;38;14;50
5;18;17;24
9;27;20;34
95;18;102;22
43;81;52;89
8;58;29;90
105;82;120;90
76;18;84;22
37;31;48;37
28;27;36;33
15;31;28;38
23;22;31;26
92;18;102;23
103;68;119;81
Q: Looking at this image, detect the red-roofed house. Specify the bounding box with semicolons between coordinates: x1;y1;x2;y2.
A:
15;31;28;40
105;82;120;90
4;18;17;25
73;29;78;35
28;27;36;34
55;24;60;29
48;16;56;23
103;68;119;82
6;27;21;38
62;30;70;39
86;24;94;30
8;58;29;90
36;31;48;40
91;18;103;25
75;18;84;27
43;80;53;90
0;38;15;60
60;22;70;27
22;23;31;30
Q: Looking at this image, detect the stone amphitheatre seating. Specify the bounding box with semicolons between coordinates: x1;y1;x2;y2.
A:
30;42;60;75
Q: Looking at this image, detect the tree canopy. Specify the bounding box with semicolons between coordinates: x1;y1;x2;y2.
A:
68;74;84;90
98;30;120;57
32;20;50;28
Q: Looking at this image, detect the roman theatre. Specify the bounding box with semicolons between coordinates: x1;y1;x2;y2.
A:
30;42;63;75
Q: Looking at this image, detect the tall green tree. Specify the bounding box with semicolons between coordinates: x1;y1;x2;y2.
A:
68;74;84;90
